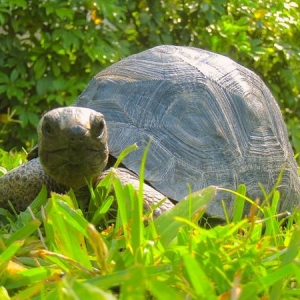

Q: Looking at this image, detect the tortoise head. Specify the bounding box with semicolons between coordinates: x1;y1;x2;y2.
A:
37;107;109;189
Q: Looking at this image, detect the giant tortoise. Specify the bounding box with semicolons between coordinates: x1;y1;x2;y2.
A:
1;45;300;218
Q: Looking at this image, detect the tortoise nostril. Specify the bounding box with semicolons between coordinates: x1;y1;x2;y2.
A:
70;136;84;143
67;126;87;144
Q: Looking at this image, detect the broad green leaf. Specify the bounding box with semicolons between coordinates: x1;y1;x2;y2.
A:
33;56;47;79
0;72;9;84
55;8;74;20
10;69;18;82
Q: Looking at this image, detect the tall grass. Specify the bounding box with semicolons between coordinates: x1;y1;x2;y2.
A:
0;149;300;299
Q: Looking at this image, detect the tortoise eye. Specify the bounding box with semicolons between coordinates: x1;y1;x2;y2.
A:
42;120;55;137
91;116;105;138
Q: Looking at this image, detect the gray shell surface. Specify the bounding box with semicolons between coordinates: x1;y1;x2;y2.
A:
75;45;300;216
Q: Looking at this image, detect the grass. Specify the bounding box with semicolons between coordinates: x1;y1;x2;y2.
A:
1;149;300;299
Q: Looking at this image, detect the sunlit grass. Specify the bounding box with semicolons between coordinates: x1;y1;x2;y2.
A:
0;149;300;299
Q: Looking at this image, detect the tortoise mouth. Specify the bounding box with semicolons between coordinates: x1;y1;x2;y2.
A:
42;146;101;163
44;147;101;160
40;147;108;189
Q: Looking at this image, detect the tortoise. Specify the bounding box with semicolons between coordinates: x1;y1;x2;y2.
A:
1;45;300;218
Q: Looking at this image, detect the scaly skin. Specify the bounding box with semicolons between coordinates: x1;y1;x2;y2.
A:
0;158;175;215
0;158;67;211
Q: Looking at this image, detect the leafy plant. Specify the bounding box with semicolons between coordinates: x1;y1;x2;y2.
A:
0;0;127;149
0;0;299;154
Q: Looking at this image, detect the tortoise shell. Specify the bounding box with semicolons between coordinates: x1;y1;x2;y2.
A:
75;45;300;216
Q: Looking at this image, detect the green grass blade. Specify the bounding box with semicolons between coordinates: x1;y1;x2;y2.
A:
0;286;10;300
262;264;294;288
147;279;184;300
268;225;300;299
90;196;114;225
0;240;24;271
49;199;89;236
132;140;152;264
1;149;300;299
60;275;116;300
152;186;216;246
28;185;48;212
232;184;246;222
87;264;172;288
239;282;261;300
291;263;300;289
218;187;262;213
113;143;138;168
280;225;300;266
4;219;41;247
120;266;146;300
113;176;130;241
4;267;53;289
6;282;47;300
43;194;92;271
86;223;110;274
183;253;217;299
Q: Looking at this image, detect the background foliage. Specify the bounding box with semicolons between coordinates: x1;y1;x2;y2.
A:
0;0;299;154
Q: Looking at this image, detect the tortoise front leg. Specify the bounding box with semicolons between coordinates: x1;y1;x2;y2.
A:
0;160;174;216
0;158;67;211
